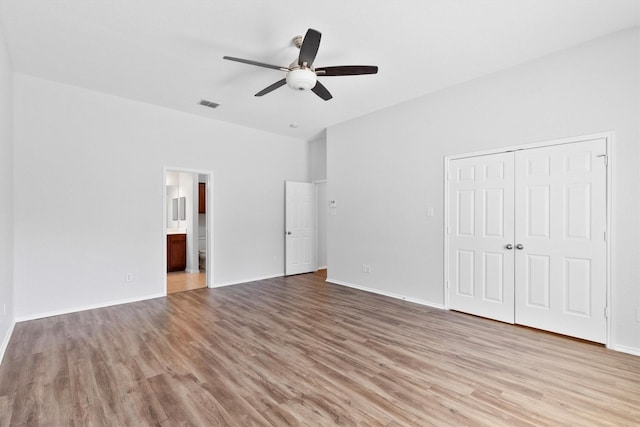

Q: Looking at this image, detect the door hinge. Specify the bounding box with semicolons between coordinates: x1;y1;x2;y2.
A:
604;231;606;242
597;154;608;166
604;306;609;319
446;281;450;289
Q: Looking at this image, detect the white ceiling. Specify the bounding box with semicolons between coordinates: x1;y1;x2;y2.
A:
0;0;638;141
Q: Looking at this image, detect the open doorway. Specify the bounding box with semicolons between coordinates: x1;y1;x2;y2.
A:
164;168;213;294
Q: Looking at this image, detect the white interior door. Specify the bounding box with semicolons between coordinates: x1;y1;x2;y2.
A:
514;139;607;343
285;181;316;276
448;153;515;323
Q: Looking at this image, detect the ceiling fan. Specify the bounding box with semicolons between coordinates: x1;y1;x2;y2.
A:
223;28;378;101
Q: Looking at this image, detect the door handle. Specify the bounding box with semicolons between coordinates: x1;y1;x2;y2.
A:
516;244;524;250
286;231;292;235
505;244;513;250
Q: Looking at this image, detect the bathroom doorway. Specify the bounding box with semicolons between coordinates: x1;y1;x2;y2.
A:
164;168;213;294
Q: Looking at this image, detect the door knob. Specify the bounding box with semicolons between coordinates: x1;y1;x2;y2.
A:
505;244;513;250
516;244;524;250
286;231;292;235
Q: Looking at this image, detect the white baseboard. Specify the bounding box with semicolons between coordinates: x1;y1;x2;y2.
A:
14;293;166;323
186;268;200;274
0;319;16;365
210;273;284;288
611;344;640;357
326;277;445;310
326;279;639;357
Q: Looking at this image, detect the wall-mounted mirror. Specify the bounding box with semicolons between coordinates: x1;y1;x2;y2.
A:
170;196;186;220
166;171;180;228
179;196;186;220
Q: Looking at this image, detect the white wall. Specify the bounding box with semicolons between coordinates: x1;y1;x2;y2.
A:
308;135;328;268
13;74;308;319
309;134;327;182
327;28;640;353
0;19;14;359
179;171;198;273
166;171;180;229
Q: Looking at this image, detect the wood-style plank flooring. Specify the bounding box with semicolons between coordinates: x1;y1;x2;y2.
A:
1;270;639;426
166;271;207;294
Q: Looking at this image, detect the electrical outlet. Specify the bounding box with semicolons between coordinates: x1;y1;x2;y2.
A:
2;304;5;316
362;264;371;273
636;307;640;322
126;273;134;283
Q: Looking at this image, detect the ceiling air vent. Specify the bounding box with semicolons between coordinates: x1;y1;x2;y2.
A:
199;99;219;109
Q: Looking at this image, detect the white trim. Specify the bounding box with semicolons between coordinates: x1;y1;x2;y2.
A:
206;174;214;288
443;131;614;347
610;345;640;357
211;273;284;288
446;131;614;161
443;154;450;310
0;320;16;364
327;277;445;310
163;167;214;292
604;136;614;350
14;293;166;323
314;180;327;274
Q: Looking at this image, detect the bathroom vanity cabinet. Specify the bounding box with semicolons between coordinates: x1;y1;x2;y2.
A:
167;233;187;272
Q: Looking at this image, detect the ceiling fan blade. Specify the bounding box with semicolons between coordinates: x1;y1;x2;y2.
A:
298;28;321;67
255;79;287;97
223;56;289;72
315;65;379;76
311;81;333;101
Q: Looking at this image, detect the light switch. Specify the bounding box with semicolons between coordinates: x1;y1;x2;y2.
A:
329;200;337;208
427;207;434;217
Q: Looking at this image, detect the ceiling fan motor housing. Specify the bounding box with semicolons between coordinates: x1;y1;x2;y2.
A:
286;68;317;91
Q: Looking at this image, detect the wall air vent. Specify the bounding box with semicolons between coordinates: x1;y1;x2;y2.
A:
199;99;220;109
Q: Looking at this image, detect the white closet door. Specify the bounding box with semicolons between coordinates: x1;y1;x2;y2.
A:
448;153;515;323
514;139;607;343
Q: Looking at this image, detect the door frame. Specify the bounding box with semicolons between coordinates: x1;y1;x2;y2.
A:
443;131;613;347
314;179;327;270
163;166;214;294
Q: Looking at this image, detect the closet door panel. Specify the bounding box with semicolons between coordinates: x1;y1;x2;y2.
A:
514;139;607;343
448;153;515;323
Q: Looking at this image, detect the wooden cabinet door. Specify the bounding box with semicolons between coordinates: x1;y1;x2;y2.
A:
167;234;187;272
198;183;206;214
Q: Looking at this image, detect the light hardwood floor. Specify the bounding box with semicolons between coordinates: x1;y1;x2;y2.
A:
1;270;639;426
166;271;207;294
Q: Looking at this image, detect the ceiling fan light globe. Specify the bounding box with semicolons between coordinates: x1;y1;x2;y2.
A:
286;68;317;91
